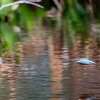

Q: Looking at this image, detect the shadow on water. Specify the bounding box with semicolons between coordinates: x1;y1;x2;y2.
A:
0;35;100;100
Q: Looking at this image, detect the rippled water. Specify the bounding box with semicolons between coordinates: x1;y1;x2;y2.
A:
0;38;100;100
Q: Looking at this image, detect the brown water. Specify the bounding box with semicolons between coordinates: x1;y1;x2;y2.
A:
0;37;100;100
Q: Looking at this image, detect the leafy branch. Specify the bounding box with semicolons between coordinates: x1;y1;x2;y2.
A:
0;0;44;10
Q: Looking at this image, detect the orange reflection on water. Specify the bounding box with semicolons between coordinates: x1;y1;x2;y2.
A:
0;64;18;100
7;67;18;100
47;36;63;100
50;53;63;100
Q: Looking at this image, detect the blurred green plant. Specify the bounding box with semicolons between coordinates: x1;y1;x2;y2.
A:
0;0;100;56
0;0;46;56
63;0;90;42
0;0;17;53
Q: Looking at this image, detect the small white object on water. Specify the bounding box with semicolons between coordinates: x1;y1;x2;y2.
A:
0;58;3;64
74;58;96;65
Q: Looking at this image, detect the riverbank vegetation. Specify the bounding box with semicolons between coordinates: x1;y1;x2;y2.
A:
0;0;100;61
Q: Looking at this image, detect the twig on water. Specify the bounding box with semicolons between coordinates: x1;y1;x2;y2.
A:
0;0;44;11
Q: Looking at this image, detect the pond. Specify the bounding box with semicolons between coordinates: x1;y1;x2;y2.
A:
0;36;99;100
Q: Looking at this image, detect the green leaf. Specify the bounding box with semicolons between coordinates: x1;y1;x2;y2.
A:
36;8;46;18
0;0;13;15
0;23;20;48
18;5;35;34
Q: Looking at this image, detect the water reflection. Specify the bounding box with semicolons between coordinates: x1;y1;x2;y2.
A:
65;35;100;99
0;35;100;100
0;64;18;100
48;35;63;100
17;42;52;100
50;54;63;100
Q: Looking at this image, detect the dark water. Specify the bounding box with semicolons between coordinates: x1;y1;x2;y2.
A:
0;39;100;100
